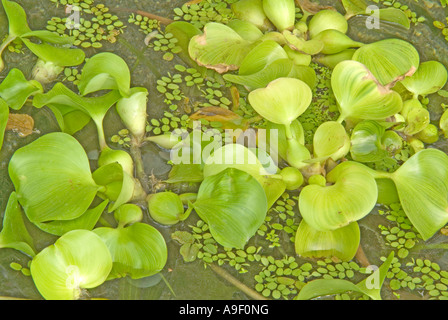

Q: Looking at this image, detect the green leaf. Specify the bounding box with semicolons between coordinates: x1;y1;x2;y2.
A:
238;40;288;75
165;164;204;184
165;21;205;71
147;191;189;225
400;61;448;97
231;0;273;31
331;60;403;121
203;143;285;208
227;19;264;42
352;38;419;87
390;149;448;240
8;132;100;223
0;192;36;257
20;30;75;45
224;58;316;91
308;10;348;38
341;0;368;19
193;168;268;249
262;0;295;32
30;230;112;300
33;200;109;236
116;87;148;143
297;251;394;300
0;98;8;151
188;22;255;74
356;251;395;300
1;0;32;36
32;82;122;149
94;222;167;280
295;220;360;262
92;162;135;212
298;161;378;231
77;52;131;97
350;120;389;162
377;8;410;29
0;68;43;110
248;77;312;125
264;119;305;161
21;38;85;67
313;121;350;161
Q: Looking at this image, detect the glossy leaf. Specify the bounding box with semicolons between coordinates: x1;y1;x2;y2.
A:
92;162;135;212
331;60;403;121
262;0;295;32
298;161;378;231
188;22;255;73
0;98;8;151
30;230;112;300
352;38;419;87
0;192;36;257
390;149;448;240
231;0;273;31
147;191;189;225
21;38;85;67
350;120;389;162
400;61;448;97
32;82;122;149
77;52;131;97
283;30;324;56
308;9;348;38
297;251;394;300
224;58;316;91
1;0;32;36
238;40;288;76
165;21;206;72
193;168;268;248
8;132;100;223
203;143;285;208
311;29;363;55
0;68;43;110
33;200;109;236
248;77;312;125
116;87;148;143
94;222;167;280
313;121;350;161
227;19;264;42
295;220;360;261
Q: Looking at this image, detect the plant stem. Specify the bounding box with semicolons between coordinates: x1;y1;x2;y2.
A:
111;8;174;25
129;138;151;194
209;263;268;300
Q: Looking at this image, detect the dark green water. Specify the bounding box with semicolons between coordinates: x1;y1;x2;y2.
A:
1;0;448;300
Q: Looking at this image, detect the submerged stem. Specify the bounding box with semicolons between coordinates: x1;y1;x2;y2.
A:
129;138;151;194
209;264;268;300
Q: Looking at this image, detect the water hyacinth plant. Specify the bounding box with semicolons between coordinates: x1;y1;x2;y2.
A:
1;0;448;302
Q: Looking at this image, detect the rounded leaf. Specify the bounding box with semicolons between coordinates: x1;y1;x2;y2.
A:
298;161;378;231
313;121;350;161
400;61;448;97
352;38;419;87
262;0;295;32
248;77;312;125
295;220;360;262
147;191;186;225
30;230;112;300
331;60;403;121
308;10;348;38
193;168;268;249
94;223;167;280
8;132;100;223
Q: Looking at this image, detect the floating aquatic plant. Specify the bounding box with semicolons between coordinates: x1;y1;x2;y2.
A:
0;0;85;82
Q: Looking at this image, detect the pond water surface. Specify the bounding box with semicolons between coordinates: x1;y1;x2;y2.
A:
1;0;448;300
